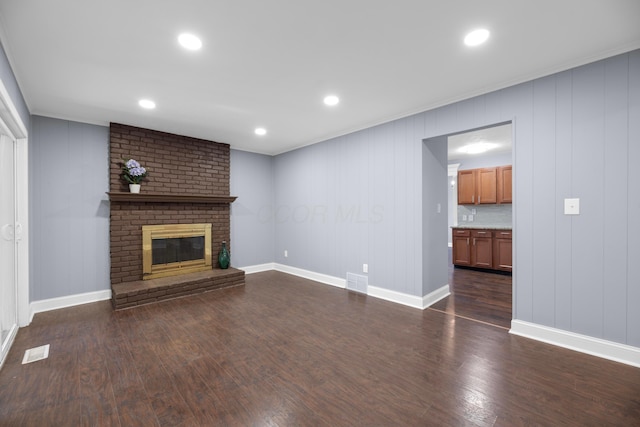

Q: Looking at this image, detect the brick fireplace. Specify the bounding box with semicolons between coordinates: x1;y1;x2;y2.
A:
108;123;244;309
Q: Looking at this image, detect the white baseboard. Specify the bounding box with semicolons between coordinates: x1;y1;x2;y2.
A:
273;263;346;288
422;284;451;308
368;284;449;310
265;263;446;310
510;320;640;368
239;263;276;274
367;286;424;309
30;289;112;322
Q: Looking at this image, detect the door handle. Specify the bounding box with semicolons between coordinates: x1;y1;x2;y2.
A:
1;224;14;241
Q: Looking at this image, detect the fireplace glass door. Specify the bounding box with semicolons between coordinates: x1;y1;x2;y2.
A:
152;236;205;265
142;223;212;280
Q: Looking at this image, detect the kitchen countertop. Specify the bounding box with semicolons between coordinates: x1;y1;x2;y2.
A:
452;225;512;230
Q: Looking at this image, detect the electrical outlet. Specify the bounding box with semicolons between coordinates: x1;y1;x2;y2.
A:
462;215;467;221
284;250;288;257
468;215;474;222
363;263;368;273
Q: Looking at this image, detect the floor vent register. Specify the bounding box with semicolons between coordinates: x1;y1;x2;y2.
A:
22;344;50;364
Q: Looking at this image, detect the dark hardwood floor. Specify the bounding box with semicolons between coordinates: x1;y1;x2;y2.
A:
430;250;512;329
1;271;639;426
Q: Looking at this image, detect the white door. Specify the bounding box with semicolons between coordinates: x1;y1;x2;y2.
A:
0;133;18;365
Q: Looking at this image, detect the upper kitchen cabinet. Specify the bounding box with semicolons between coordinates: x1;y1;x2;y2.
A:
457;170;476;204
457;165;511;205
497;165;512;204
477;168;497;204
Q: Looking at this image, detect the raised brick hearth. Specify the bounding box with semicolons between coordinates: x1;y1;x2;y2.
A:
111;268;245;309
108;123;244;309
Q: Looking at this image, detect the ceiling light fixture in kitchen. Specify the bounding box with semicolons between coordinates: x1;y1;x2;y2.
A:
464;28;490;47
457;142;498;154
138;99;156;109
178;33;202;50
254;127;267;136
323;95;340;106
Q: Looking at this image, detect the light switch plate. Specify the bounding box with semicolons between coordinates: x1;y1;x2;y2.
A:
564;198;580;215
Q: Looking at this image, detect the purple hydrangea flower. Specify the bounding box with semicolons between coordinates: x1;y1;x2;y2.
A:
121;159;148;184
126;159;140;169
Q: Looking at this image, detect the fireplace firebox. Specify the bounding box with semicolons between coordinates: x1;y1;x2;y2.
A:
142;223;212;280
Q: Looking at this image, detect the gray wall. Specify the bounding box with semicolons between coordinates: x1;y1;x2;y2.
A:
0;41;29;130
230;149;275;267
272;50;640;348
29;116;110;300
273;118;424;296
422;137;449;295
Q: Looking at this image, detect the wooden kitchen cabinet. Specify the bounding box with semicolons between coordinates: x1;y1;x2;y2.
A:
452;227;512;272
493;230;513;272
457;170;476;205
476;168;497;204
457;165;511;205
470;229;493;268
452;228;472;265
497;166;512;204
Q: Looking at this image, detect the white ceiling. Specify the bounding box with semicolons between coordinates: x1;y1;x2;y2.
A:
0;1;639;155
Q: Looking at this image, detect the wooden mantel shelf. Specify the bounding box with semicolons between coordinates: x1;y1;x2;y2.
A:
107;192;237;204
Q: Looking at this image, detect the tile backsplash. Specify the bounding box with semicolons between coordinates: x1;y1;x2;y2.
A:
457;204;512;227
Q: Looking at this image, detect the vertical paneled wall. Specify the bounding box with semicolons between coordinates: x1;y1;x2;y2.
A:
273;49;640;347
29;116;110;300
422;137;449;296
273;115;426;296
230;150;275;268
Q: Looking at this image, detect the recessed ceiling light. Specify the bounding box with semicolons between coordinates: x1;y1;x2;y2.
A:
323;95;340;106
138;99;156;109
464;28;490;47
254;127;267;136
178;33;202;50
457;142;498;154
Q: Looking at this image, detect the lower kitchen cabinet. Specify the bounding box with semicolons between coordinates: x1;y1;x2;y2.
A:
471;229;493;268
452;229;472;266
452;227;512;272
493;230;513;272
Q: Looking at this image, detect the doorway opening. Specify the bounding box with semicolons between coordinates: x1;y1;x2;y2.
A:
428;122;513;329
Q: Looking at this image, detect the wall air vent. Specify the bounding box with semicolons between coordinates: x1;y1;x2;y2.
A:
346;273;368;294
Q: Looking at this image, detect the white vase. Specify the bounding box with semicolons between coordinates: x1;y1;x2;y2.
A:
129;184;141;193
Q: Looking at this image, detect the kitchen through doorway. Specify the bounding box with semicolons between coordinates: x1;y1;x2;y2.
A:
431;122;513;329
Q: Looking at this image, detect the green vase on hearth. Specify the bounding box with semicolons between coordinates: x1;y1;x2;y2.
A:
218;241;230;269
